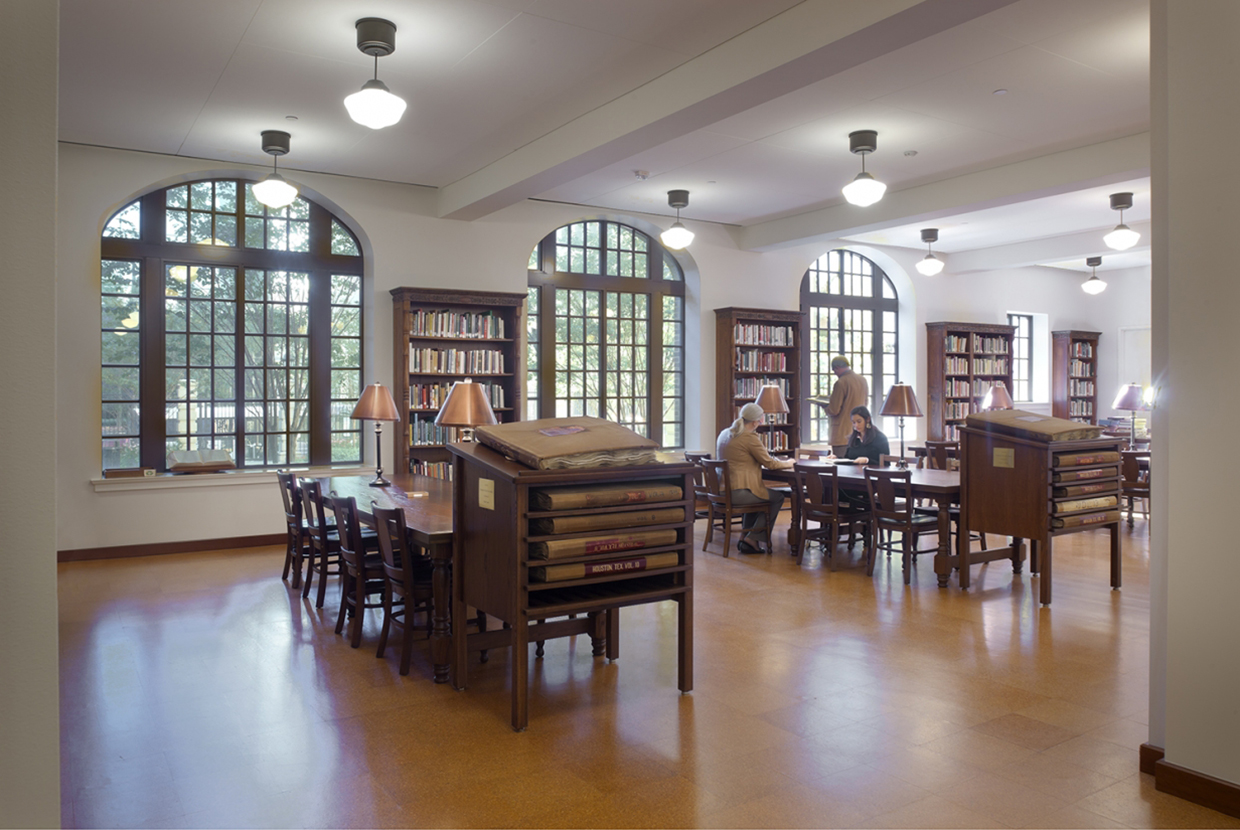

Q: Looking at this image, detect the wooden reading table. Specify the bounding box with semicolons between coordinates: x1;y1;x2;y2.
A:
323;473;455;683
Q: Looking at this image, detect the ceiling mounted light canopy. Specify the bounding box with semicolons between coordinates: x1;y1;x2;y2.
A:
344;17;407;130
841;129;887;207
252;130;299;209
1103;191;1140;251
916;228;944;276
1081;255;1107;295
660;190;695;250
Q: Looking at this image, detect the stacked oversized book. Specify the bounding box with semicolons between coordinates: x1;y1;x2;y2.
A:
1049;448;1121;528
476;416;658;470
528;481;684;583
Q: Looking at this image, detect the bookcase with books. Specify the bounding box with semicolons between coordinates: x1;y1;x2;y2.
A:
448;441;693;730
391;287;526;480
925;321;1016;441
714;307;805;455
1051;330;1101;424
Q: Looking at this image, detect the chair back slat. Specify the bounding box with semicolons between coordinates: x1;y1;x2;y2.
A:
329;493;364;566
373;503;412;585
277;470;302;529
865;467;913;523
300;478;331;541
701;459;732;509
1121;450;1149;484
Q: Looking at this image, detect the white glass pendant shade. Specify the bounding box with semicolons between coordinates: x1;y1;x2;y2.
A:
1081;274;1107;295
660;221;694;250
916;254;944;276
252;173;298;209
345;79;407;129
1104;223;1140;251
842;171;886;207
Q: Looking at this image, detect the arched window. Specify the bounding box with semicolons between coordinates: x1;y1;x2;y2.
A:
800;250;899;442
100;179;365;471
527;220;685;448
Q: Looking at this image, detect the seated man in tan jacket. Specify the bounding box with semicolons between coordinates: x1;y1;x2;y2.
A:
715;402;796;554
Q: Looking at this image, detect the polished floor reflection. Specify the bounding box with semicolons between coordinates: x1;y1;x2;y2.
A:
59;516;1237;829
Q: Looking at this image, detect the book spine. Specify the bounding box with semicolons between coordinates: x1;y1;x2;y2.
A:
538;486;684;510
1054;452;1120;467
530;529;678;560
1054;496;1119;514
1054;482;1114;498
531;552;680;583
1053;509;1120;528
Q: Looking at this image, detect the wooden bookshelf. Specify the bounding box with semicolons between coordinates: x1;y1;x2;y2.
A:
925;321;1016;442
1052;330;1101;424
391;287;526;480
714;307;805;456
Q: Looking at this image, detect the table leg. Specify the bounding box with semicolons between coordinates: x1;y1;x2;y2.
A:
678;592;693;693
934;492;955;589
606;607;620;662
1039;537;1053;605
787;491;802;558
512;614;529;731
1110;523;1122;590
430;541;451;684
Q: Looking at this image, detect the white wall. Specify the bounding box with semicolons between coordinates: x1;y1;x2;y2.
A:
57;143;1151;553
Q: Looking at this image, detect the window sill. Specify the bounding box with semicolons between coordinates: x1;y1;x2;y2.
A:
90;465;372;493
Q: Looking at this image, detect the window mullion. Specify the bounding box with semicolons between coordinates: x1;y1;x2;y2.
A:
307;270;332;465
139;255;166;470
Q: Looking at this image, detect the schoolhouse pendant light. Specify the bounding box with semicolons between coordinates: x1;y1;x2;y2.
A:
841;129;887;207
1081;255;1107;295
252;130;299;209
916;228;944;276
344;18;407;130
1103;191;1140;251
660;190;695;250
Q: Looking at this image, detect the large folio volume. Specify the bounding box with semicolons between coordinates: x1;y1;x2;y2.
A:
529;529;677;560
475;416;658;470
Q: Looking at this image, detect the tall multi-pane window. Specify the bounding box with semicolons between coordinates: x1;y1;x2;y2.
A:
1008;313;1033;402
527;221;685;448
800;250;899;441
99;179;365;471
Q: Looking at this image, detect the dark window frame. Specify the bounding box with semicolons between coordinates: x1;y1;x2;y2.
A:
526;221;686;449
1007;312;1034;402
99;179;365;472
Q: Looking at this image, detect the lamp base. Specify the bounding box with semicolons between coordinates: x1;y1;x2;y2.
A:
369;475;391;487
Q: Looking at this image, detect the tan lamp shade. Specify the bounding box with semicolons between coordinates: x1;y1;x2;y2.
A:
754;384;789;414
1112;383;1144;411
880;383;923;418
435;378;498;428
981;381;1014;411
351;382;400;421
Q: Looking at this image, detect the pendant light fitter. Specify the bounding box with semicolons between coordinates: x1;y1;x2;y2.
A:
344;18;407;130
1081;255;1107;295
1103;191;1140;251
841;130;887;207
660;190;694;250
916;228;944;275
252;130;299;209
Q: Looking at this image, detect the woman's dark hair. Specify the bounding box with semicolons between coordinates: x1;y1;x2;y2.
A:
848;405;874;446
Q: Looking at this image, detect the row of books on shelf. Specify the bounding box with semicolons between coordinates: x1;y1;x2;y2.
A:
973;357;1009;375
1070;341;1094;358
1069;359;1095;378
972;335;1010;354
944;424;960;441
409;418;470;446
409;346;505;375
410;308;505;340
945;378;1011;397
409;380;505;410
943;334;971;352
732;323;795;346
1067;400;1095;417
735;348;787;372
944;401;972;420
749;412;788;424
734;377;789;398
944;356;970;374
411;459;453;480
759;430;790;452
1069;379;1096;396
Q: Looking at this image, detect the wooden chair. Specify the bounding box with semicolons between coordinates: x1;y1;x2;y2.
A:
372;503;434;675
790;462;871;567
277;471;314;589
864;467;941;585
1121;450;1151;527
329;494;386;648
923;440;959;471
299;478;342;608
700;458;773;557
683;451;711;521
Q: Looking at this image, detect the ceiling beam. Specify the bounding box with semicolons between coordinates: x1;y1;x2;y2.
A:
947;221;1152;272
738;132;1152;251
436;0;1020;221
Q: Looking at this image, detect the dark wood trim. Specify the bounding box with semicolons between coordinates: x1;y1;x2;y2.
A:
58;534;284;562
1155;758;1240;819
1140;742;1165;775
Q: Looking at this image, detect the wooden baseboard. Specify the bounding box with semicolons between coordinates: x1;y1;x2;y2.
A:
1155;758;1240;820
58;534;285;562
1140;742;1165;775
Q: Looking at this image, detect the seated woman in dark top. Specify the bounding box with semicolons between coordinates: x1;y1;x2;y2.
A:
831;405;890;465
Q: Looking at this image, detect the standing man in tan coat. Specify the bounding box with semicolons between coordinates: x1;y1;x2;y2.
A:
826;356;868;454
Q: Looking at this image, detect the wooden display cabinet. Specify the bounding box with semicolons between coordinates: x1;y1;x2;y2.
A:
391;287;525;480
925;321;1016;441
714;307;805;455
1052;330;1101;424
448;442;694;730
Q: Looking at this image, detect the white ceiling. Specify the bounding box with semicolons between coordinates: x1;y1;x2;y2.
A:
58;0;1153;269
